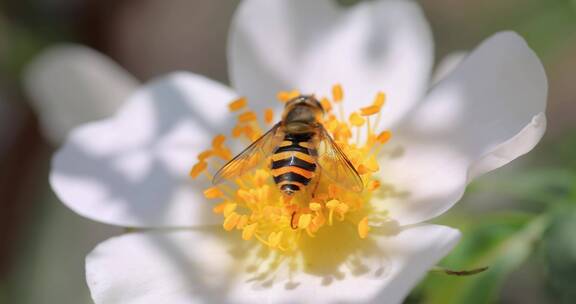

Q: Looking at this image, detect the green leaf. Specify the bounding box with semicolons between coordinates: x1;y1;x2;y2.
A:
419;213;548;304
477;168;575;205
541;207;576;303
335;0;364;7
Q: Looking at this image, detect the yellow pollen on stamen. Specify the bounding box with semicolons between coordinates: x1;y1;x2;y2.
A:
309;202;322;212
238;111;258;123
197;150;213;161
320;97;333;112
367;180;381;191
223;203;237;217
358;216;370;239
268;231;284;248
264;108;274;124
229;97;248;112
236;214;249;229
212;202;227;214
195;84;393;253
326;199;340;226
223;212;241;231
349;112;365;127
212;134;226;148
242;223;258;240
377;130;392;144
332;84;344;103
204;186;224;199
277;90;301;102
373;92;386;107
298;214;312;229
360;105;381;116
189;161;207;178
358;156;380;174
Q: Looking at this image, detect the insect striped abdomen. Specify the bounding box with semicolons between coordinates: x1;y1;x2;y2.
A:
270;133;317;195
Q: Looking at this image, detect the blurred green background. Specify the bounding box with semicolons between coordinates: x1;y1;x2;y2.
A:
0;0;575;303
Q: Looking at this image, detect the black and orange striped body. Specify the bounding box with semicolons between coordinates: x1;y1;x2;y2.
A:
271;132;318;195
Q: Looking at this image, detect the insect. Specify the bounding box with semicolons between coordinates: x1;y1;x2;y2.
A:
213;95;363;197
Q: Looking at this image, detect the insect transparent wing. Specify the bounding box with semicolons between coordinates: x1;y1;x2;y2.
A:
315;126;364;192
212;123;283;185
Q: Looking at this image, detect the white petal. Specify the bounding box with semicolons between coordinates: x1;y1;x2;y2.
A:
24;44;139;144
86;225;460;304
468;112;546;180
431;51;467;85
379;32;547;225
50;72;237;227
229;0;433;126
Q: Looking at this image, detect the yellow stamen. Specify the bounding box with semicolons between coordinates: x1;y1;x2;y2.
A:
264;108;274;124
326;199;340;226
195;86;393;253
231;125;244;138
377;130;392;144
358;216;370;239
223;203;237;217
189;161;207;178
358;156;379;174
309;202;322;212
298;214;312;229
332;84;344;103
349;112;365;127
236;214;249;229
203;186;223;199
360;105;380;116
214;147;232;160
242;223;258;240
212;134;226;148
229;97;247;112
223;212;241;231
197;150;213;161
212;202;226;214
320;97;333;112
268;231;283;248
238;111;257;123
367;180;381;191
373;92;386;107
277;90;301;102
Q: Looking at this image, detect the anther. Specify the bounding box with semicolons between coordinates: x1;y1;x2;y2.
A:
264;108;274;124
332;84;344;102
373;92;386;107
320;97;333;112
360;105;380;116
203;186;224;199
277;90;301;102
212;134;226;148
189;161;207;178
238;111;257;123
223;212;241;231
349;112;366;127
376;130;392;144
229;97;247;112
358;216;370;239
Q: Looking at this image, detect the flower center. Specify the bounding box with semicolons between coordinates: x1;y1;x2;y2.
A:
191;84;392;253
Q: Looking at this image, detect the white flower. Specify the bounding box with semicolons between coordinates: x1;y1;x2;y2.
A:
43;0;546;303
24;44;139;144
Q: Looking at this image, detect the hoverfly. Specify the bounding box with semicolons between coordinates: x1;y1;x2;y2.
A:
213;95;363;197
